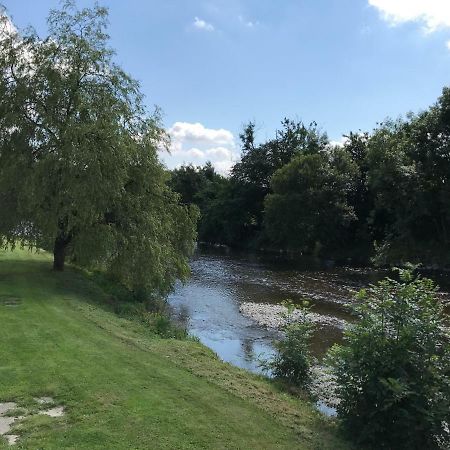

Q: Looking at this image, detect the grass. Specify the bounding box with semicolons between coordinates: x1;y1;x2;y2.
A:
0;248;350;449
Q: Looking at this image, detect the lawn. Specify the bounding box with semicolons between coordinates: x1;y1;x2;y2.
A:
0;248;349;449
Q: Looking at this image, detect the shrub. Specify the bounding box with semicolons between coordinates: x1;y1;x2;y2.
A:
328;269;450;449
142;312;188;339
264;301;315;388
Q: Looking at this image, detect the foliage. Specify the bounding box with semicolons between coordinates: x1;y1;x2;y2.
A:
263;300;315;388
231;120;329;243
169;162;218;206
366;89;450;265
169;164;256;245
170;120;330;249
328;269;450;449
170;88;450;266
232;119;329;191
112;296;187;339
0;2;197;295
264;150;358;254
341;131;374;258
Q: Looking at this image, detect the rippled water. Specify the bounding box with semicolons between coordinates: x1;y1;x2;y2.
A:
168;246;450;418
168;246;391;372
169;246;450;375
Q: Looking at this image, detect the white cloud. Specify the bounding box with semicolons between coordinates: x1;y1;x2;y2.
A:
447;39;450;50
185;148;205;159
214;160;234;175
161;122;238;175
168;122;234;147
329;136;348;147
369;0;450;33
193;17;214;32
206;147;233;160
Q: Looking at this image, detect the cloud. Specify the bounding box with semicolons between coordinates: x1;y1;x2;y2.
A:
368;0;450;33
447;39;450;50
238;15;258;28
206;147;233;160
168;122;234;147
328;136;349;148
193;17;214;32
214;160;234;174
161;122;238;175
185;148;205;159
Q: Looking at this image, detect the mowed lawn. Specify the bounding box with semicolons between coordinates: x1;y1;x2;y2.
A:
0;249;349;449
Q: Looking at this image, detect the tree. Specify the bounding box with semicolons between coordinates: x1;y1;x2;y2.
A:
227;119;329;247
169;162;218;206
264;149;358;254
362;88;450;265
197;178;257;245
343;134;372;225
169;164;253;245
329;269;450;449
0;2;197;295
233;119;328;191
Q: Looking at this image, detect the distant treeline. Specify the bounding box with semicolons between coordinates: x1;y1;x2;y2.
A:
170;88;450;266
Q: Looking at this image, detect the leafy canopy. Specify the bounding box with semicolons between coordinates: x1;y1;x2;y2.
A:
264;149;358;254
0;1;197;294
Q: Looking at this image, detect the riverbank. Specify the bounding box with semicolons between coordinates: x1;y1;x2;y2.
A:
0;248;349;449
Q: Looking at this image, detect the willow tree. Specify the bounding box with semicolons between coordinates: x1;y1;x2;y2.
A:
0;2;197;295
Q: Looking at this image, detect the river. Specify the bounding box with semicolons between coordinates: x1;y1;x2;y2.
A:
168;245;390;373
168;246;450;417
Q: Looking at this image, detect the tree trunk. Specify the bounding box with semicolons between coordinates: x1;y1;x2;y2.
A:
53;235;68;271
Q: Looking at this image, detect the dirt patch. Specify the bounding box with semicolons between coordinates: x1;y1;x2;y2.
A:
0;416;17;435
0;403;16;416
0;398;65;446
40;406;64;418
0;402;22;445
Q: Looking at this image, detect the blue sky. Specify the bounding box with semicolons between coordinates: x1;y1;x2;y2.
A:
3;0;450;173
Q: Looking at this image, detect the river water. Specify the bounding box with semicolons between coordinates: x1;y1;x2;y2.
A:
168;246;391;373
168;246;450;417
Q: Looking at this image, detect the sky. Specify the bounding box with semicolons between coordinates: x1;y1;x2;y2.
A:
3;0;450;174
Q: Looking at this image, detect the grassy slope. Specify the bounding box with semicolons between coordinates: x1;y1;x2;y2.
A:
0;249;349;449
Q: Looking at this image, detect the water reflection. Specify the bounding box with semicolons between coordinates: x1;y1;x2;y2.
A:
168;246;450;373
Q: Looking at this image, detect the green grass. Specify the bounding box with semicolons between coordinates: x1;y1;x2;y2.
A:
0;248;349;449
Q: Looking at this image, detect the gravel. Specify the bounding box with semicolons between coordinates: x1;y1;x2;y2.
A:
239;301;348;331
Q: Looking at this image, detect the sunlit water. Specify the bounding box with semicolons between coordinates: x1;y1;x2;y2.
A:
168;246;450;416
169;245;450;374
168;246;385;371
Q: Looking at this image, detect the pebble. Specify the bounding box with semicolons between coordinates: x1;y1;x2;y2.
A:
239;302;348;331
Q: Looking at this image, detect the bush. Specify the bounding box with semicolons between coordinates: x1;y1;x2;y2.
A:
328;269;450;449
142;312;188;339
263;301;315;388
